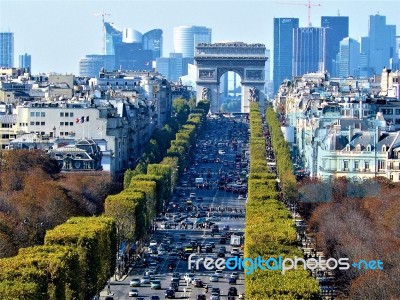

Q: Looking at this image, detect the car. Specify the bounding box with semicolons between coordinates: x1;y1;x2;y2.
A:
205;244;213;253
129;278;141;287
104;297;114;300
140;275;151;284
128;288;139;297
150;279;161;289
228;277;237;285
238;194;246;200
150;296;160;300
194;279;204;287
228;287;238;296
211;287;220;295
209;274;219;282
214;270;223;278
172;272;181;280
149;240;158;246
210;293;221;300
184;273;195;283
231;272;240;279
196;294;206;300
217;251;225;258
165;288;176;298
219;237;226;244
169;281;179;291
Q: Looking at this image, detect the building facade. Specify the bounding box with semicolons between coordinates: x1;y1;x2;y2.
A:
173;26;212;58
0;32;14;68
321;16;349;77
273;18;299;95
292;27;326;77
337;37;360;78
18;53;31;73
79;55;115;78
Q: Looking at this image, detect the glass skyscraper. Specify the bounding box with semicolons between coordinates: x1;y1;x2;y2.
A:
368;14;396;74
273;18;299;95
337;37;360;78
292;27;326;77
321;16;349;77
143;29;163;60
19;53;31;72
0;32;14;68
104;22;122;56
173;26;212;58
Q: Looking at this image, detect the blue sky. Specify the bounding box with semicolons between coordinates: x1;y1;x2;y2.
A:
1;0;399;74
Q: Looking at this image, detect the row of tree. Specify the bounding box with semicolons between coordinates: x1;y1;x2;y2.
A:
265;107;297;204
0;216;116;300
0;99;209;299
244;102;320;299
105;100;210;246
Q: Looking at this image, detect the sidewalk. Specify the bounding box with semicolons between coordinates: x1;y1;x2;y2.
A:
98;263;134;297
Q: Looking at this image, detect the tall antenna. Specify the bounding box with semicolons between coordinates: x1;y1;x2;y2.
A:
93;11;111;55
279;0;322;27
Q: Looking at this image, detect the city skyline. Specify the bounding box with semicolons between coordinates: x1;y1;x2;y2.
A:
1;0;399;74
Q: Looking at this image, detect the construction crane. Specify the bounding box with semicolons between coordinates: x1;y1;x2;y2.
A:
279;0;321;27
93;11;111;55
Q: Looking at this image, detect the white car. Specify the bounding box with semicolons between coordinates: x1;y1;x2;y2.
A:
128;288;139;297
214;270;223;278
184;273;195;283
140;275;151;284
149;240;157;246
209;274;219;282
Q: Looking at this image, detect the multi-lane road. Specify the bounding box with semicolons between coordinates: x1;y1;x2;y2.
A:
100;114;249;300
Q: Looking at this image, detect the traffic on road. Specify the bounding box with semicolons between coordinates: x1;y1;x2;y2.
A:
100;114;249;300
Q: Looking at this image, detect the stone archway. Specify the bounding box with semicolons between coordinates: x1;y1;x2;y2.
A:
195;42;267;113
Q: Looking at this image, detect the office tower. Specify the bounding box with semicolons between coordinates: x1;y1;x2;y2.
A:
0;32;14;68
19;53;31;72
321;16;349;77
292;27;326;77
143;29;163;60
79;55;115;77
173;26;212;58
104;22;122;55
337;37;360;78
273;18;299;94
156;53;193;82
368;14;396;74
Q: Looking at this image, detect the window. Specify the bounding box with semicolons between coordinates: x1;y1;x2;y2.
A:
396;109;400;115
30;121;34;125
65;122;69;126
41;122;45;126
378;160;386;171
35;112;40;117
343;160;349;171
354;160;359;170
30;112;35;117
65;112;69;117
65;132;69;136
70;112;74;117
60;122;64;126
35;122;40;125
365;161;370;171
64;160;71;169
60;132;64;136
41;112;45;117
388;162;393;170
382;145;386;152
390;174;393;181
69;122;73;126
60;112;64;117
366;145;371;151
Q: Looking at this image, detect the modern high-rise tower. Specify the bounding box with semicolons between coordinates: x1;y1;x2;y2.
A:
292;27;326;77
18;53;31;72
0;32;14;68
336;37;360;78
173;26;212;58
104;22;122;56
273;18;299;95
143;29;163;60
321;16;349;76
367;14;396;74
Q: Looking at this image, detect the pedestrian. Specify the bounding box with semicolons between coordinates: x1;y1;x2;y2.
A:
107;281;111;295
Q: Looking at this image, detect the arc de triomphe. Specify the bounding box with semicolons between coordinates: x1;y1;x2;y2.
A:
195;42;267;113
